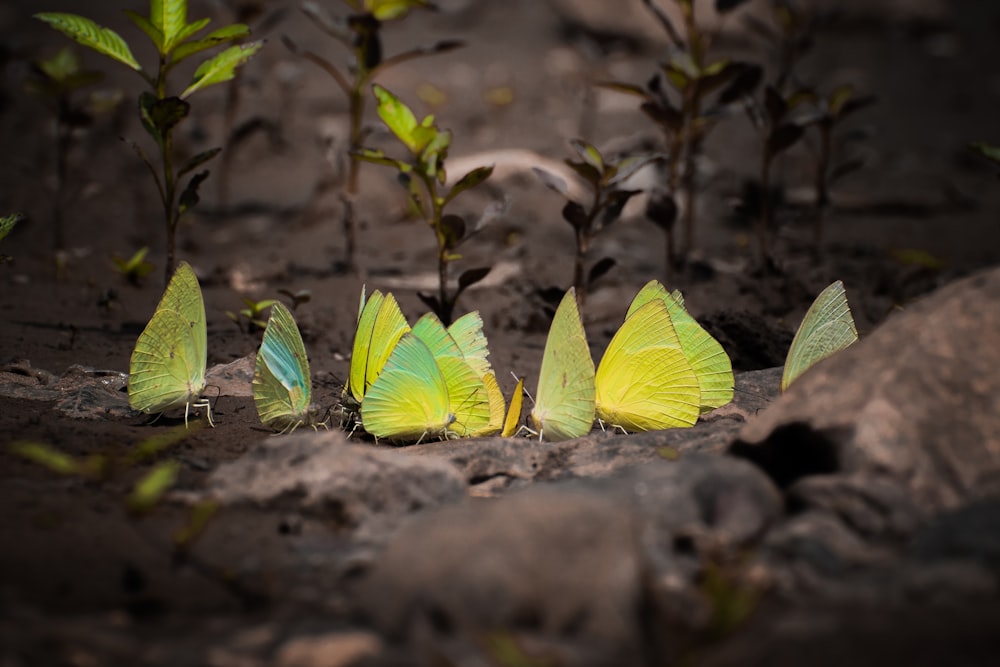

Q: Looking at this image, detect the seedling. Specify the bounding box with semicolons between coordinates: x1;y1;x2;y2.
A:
283;0;461;272
278;287;312;310
226;296;279;332
24;47;107;258
971;142;1000;179
598;0;760;276
535;139;654;311
801;84;874;249
0;213;23;263
355;85;494;325
112;246;156;285
743;0;826;92
36;1;263;285
744;84;810;266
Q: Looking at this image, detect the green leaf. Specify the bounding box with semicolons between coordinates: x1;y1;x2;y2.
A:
171;17;212;49
446;165;494;204
173;500;219;547
419;128;451;179
352;147;410;172
971;142;1000;167
0;213;24;244
570;138;604;174
124;10;164;54
367;0;429;21
127;423;197;465
139;94;190;143
565;159;601;187
594;80;650;98
128;460;181;514
373;84;421;152
179;170;210;215
178;147;222;178
181;41;263;98
9;441;79;475
151;0;187;51
35;12;142;72
171;24;250;66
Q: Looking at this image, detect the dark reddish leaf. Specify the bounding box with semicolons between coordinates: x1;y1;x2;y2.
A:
588;257;616;285
645;192;678;231
562;200;589;230
764;85;787;124
718;63;762;105
767;122;804;158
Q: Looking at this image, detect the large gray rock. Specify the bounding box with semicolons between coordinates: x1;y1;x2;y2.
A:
357;455;781;662
200;430;468;526
733;266;1000;516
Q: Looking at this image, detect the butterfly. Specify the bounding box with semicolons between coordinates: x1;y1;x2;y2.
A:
626;280;734;412
501;376;525;437
360;332;455;442
345;287;410;407
253;302;318;433
595;298;701;432
782;280;858;391
529;288;595;441
128;261;212;427
411;312;495;437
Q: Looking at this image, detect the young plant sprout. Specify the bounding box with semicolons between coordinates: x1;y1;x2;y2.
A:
801;84;874;250
112;246;156;286
744;84;810;267
742;0;826;92
226;297;279;333
355;85;494;325
535;139;654;312
0;213;24;262
597;0;760;277
24;47;109;263
283;0;461;273
36;0;263;286
971;142;1000;180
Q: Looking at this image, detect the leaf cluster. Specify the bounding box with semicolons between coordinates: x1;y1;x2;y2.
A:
356;85;495;324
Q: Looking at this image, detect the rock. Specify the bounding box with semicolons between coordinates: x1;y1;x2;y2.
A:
199;430;467;526
206;355;255;398
357;455;781;661
274;631;382;667
733;266;1000;515
405;369;780;497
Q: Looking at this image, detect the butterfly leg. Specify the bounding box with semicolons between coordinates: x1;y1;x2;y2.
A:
191;398;215;427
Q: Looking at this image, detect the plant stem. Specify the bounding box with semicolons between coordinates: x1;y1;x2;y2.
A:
813;121;832;253
758;151;772;268
53;94;70;259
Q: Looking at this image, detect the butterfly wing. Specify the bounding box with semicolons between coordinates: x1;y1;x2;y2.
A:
627;280;733;412
361;333;453;442
663;291;733;412
502;377;525;438
347;289;384;404
253;302;311;430
530;288;595;441
447;311;492;377
782;280;858;391
596;300;700;431
128;262;207;415
412;313;492;437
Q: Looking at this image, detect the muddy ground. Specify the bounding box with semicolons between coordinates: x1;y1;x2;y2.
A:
2;0;1000;664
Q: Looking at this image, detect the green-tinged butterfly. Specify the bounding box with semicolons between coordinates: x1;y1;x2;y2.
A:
782;280;858;391
360;333;454;442
502;377;525;438
346;288;410;406
128;261;212;427
411;312;494;437
596;299;701;432
253;302;319;433
529;288;595;441
447;311;492;378
627;280;734;412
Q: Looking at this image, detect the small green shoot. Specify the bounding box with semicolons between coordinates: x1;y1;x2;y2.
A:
25;47;107;259
535;139;654;311
226;296;279;332
971;142;1000;179
356;85;494;325
0;213;24;262
284;0;461;272
127;460;181;515
598;0;761;277
801;84;874;250
112;246;155;286
36;0;263;285
278;288;312;310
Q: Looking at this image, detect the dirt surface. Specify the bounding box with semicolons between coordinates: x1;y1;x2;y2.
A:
2;0;1000;663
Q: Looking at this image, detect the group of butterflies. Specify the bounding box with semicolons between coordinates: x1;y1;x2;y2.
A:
127;261;859;441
